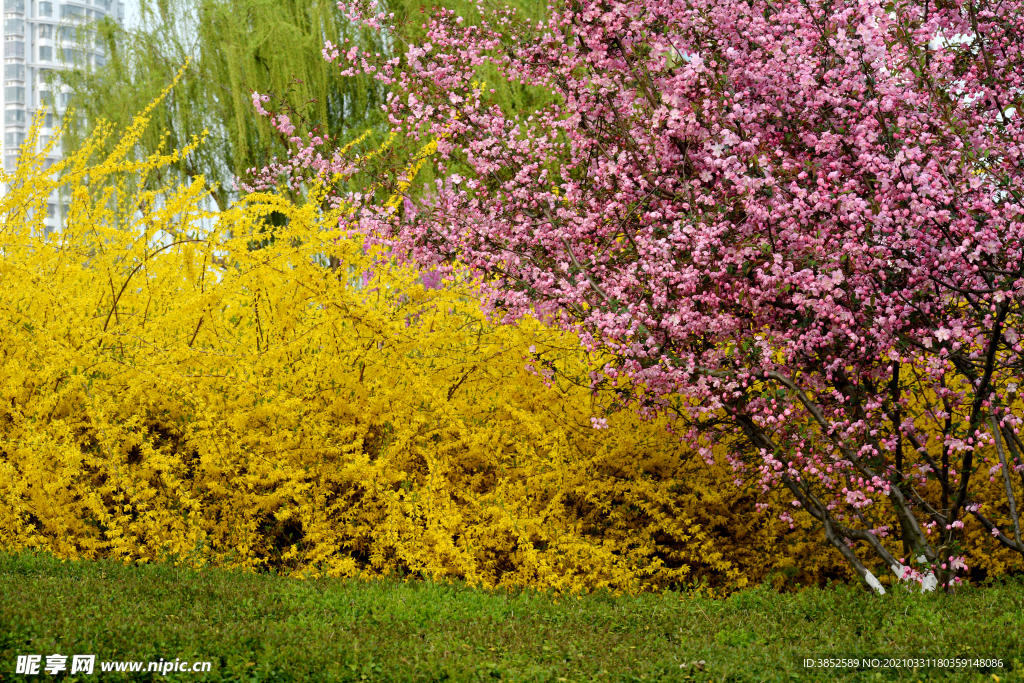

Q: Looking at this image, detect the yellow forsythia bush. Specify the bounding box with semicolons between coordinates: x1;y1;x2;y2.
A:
1;95;1017;594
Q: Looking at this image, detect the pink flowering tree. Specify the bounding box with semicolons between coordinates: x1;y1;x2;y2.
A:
249;0;1024;593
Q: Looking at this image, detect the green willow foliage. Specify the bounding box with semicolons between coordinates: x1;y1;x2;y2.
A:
53;0;555;210
54;0;388;211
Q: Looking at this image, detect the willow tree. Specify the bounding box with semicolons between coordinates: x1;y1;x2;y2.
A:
54;0;388;211
54;0;553;212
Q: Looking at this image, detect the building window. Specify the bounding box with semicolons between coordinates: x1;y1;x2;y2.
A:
4;85;24;102
37;23;52;39
3;41;24;58
59;4;84;18
4;153;18;172
38;0;53;16
39;45;52;61
58;47;83;64
4;63;23;79
5;131;24;147
47;202;55;217
4;108;25;125
4;18;25;33
3;0;25;12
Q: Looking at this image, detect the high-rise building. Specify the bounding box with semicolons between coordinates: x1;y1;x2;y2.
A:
3;0;124;232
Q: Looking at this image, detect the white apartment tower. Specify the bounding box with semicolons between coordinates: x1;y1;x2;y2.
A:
3;0;124;231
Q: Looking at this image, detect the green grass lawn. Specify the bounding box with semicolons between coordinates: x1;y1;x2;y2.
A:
0;551;1020;682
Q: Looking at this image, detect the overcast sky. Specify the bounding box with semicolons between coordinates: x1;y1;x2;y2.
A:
124;0;140;30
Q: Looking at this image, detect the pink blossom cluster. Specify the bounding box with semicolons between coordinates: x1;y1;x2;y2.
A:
237;91;356;199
